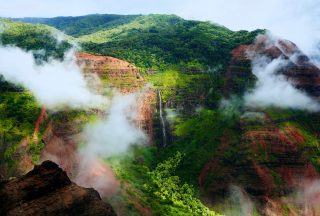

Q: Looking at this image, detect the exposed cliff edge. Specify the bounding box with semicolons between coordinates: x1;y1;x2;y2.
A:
225;34;320;99
0;160;117;216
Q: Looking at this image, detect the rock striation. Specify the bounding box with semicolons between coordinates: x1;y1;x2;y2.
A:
0;160;117;216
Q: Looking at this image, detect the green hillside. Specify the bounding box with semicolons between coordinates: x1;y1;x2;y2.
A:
0;14;319;215
12;14;141;37
78;14;262;69
11;14;263;69
0;18;71;60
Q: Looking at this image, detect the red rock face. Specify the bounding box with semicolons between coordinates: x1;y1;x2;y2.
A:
0;161;117;216
226;34;320;99
40;110;120;198
41;120;78;175
9;107;48;176
33;106;47;143
76;52;144;93
200;112;319;214
39;53;156;198
137;88;156;141
224;45;255;97
206;34;320;215
76;52;156;138
74;157;120;198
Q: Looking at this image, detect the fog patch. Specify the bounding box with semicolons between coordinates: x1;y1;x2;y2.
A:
244;56;320;111
219;96;243;117
221;185;256;216
74;156;120;198
74;93;147;196
0;46;105;109
295;180;320;215
80;93;146;157
165;108;178;124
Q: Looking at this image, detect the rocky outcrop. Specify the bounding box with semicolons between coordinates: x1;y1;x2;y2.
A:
224;34;320;99
205;34;320;215
199;111;320;215
76;52;156;139
76;52;144;93
0;160;117;216
39;53;153;199
41;112;79;176
40;110;120;199
250;35;320;98
224;45;256;97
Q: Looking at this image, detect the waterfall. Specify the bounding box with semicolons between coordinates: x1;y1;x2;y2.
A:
158;90;167;147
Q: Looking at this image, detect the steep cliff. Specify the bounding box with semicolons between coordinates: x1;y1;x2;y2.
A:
199;35;320;215
76;52;156;138
225;34;320;99
0;160;116;216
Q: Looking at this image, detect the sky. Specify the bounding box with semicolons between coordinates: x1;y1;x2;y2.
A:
0;0;320;55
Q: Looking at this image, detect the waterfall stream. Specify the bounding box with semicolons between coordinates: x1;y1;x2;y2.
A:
158;90;167;147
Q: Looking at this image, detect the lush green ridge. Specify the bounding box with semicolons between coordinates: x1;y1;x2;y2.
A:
79;14;262;69
12;14;141;37
0;18;72;60
5;14;262;70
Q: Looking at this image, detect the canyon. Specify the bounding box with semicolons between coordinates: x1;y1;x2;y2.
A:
1;14;320;215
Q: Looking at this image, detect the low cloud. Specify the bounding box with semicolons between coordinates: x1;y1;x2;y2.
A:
244;56;320;111
221;185;255;216
296;180;320;215
74;93;147;196
81;93;147;157
74;156;120;198
0;46;105;109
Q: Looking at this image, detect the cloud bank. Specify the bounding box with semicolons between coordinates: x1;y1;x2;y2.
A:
244;56;320;111
0;46;105;109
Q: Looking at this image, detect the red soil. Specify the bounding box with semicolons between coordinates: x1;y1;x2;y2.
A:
253;162;276;195
231;45;250;60
13;107;48;175
75;158;120;198
76;52;156;139
41;122;77;175
33;106;47;143
76;52;137;70
76;52;144;93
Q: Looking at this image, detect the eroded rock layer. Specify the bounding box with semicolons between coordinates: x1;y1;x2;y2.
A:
76;52;144;93
0;160;117;216
225;35;320;99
